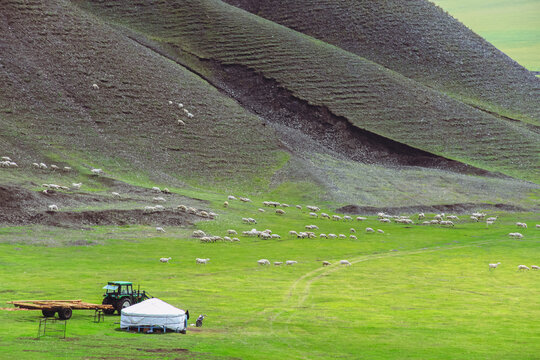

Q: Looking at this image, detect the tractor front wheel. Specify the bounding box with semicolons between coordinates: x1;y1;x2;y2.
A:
42;309;55;317
117;298;132;314
58;307;72;320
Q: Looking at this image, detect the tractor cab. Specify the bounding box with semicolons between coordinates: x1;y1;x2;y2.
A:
102;281;150;315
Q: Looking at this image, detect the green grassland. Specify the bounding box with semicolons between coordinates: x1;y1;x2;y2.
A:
0;187;539;359
433;0;540;71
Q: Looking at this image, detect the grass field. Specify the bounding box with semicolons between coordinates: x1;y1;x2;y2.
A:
0;188;538;359
433;0;540;71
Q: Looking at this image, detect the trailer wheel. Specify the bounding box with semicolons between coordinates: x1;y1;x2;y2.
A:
58;307;72;320
42;309;55;317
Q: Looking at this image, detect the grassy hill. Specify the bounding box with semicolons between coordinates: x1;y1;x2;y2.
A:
75;0;539;184
221;0;540;123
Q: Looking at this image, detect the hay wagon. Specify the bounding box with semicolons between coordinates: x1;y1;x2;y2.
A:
7;299;114;320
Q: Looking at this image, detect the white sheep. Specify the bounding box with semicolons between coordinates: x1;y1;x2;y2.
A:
154;205;165;212
531;265;539;270
356;216;367;221
258;208;265;213
488;262;500;270
339;234;346;239
276;209;285;215
350;235;357;240
178;103;183;108
227;230;237;235
240;197;252;203
91;168;103;176
63;166;72;172
111;192;121;198
307;205;320;212
286;260;298;266
39;163;47;169
1;156;11;161
32;162;40;168
516;222;528;229
274;262;283;266
168;100;173;105
92;83;99;90
332;215;342;221
446;215;459;220
271;234;281;239
223;236;232;242
343;215;352;221
228;195;237;201
223;201;229;208
509;232;524;239
328;233;337;239
177;204;187;212
153;196;166;203
377;229;384;234
50;165;59;171
152;186;161;193
486;217;497;222
47;204;58;212
321;213;330;219
71;183;82;190
232;238;240;242
418;213;425;220
162;188;171;194
470;216;479;222
440;220;454;227
144;206;156;213
258;259;270;266
309;212;318;218
366;227;374;233
518;265;530;271
350;228;356;233
192;230;206;238
156;227;166;233
320;233;328;238
196;258;210;265
295;205;302;210
340;260;351;266
159;257;171;263
289;230;298;237
536;224;540;229
379;218;391;223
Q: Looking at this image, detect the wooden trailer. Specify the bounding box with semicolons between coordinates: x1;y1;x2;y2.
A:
7;299;114;319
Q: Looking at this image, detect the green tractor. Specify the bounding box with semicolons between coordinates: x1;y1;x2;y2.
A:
102;281;151;315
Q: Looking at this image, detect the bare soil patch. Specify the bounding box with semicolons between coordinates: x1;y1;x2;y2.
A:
337;203;525;215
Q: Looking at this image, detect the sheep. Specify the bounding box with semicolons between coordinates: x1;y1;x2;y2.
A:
144;206;157;213
111;192;121;198
63;166;72;172
536;224;540;229
516;222;528;229
305;225;318;230
32;162;40;168
47;204;58;212
434;214;443;221
92;83;99;90
271;234;281;239
50;164;59;171
1;156;11;161
42;189;52;195
320;234;328;238
177;119;186;126
339;234;346;239
350;235;357;240
156;227;166;233
377;212;386;219
286;260;298;266
177;204;187;212
356;216;367;221
470;216;479;222
196;258;210;265
178;103;183;108
472;212;486;219
247;218;257;224
153;197;166;203
343;215;353;221
440;220;454;227
321;213;330;219
518;265;530;271
340;260;351;266
240;197;251;203
159;257;172;263
223;236;232;242
418;213;425;220
228;195;237;201
328;233;337;239
223;201;229;208
192;230;206;238
289;230;298;237
430;220;440;224
258;208;265;213
309;212;318;218
227;230;237;235
486;221;494;226
152;186;161;193
332;215;342;221
488;262;501;270
350;228;356;233
39;163;47;169
276;209;285;215
295;205;302;210
322;261;331;266
168;100;173;105
154;205;165;212
232;237;240;242
422;221;431;225
71;183;82;190
531;265;539;270
258;259;270;266
509;232;524;239
366;227;374;233
162;188;171;194
187;112;194;118
274;262;283;266
307;206;320;212
379;218;391;223
198;211;209;218
377;229;384;234
200;237;213;243
486;217;497;222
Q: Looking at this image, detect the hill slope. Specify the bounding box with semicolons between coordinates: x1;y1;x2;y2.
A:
223;0;540;123
76;0;539;182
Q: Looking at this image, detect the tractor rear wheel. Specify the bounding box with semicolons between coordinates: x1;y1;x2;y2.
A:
102;298;116;315
58;307;72;320
42;309;55;317
117;298;132;314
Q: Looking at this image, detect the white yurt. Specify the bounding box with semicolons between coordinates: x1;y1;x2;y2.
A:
120;298;187;333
